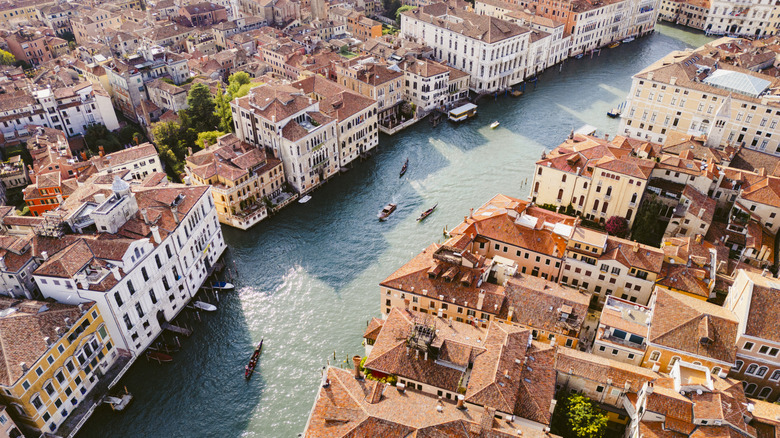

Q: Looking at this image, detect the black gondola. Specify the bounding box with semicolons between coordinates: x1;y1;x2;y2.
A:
417;203;437;222
245;339;263;380
399;158;408;177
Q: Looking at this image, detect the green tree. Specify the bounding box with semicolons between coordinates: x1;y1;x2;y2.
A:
227;71;250;97
631;195;665;246
182;83;218;134
552;394;609;438
396;5;417;23
214;84;233;133
0;49;15;66
85;123;121;153
196;131;225;148
152;121;183;157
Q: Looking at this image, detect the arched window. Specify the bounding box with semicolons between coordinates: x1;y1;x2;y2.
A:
606;186;612;197
693;361;702;366
593;199;599;211
626;209;633;221
669;356;681;367
745;383;757;395
578;196;584;206
770;370;780;381
630;193;638;204
758;387;772;399
649;351;660;361
557;189;564;200
534;182;539;193
601;201;609;213
711;367;722;376
747;364;758;375
733;360;744;372
757;366;769;377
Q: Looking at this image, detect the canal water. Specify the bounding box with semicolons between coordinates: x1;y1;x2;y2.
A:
80;24;714;438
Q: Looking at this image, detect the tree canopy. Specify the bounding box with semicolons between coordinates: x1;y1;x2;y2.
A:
551;393;609;438
396;5;417;22
0;49;15;66
182;83;218;134
605;216;629;238
631;195;665;246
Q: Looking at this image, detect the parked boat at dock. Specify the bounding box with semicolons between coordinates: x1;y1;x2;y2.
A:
146;351;173;364
417;204;437;222
378;203;397;221
245;339;264;380
298;195;312;204
211;282;234;290
194;301;217;312
622;37;635;43
448;103;477;122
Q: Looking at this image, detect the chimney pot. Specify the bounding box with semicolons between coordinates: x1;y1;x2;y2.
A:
41;251;49;260
456;394;466;410
352;355;362;380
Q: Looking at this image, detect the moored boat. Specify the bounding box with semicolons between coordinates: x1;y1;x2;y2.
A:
510;89;523;97
622;37;635;43
298;195;312;204
245;339;264;380
211;281;234;290
194;301;217;312
417;203;437;222
146;351;173;363
574;53;584;59
608;41;620;48
378;203;397;221
399;158;408;177
490;121;500;129
606;108;621;118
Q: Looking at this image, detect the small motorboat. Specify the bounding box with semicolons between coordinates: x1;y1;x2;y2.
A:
608;41;620;49
417;203;437;222
211;281;235;290
378;203;397;221
399;158;408;177
245;339;264;380
298;195;312;204
606;108;621;118
574;53;584;59
194;301;217;312
103;387;133;411
622;37;635;43
510;89;523;97
146;351;173;363
490;121;500;129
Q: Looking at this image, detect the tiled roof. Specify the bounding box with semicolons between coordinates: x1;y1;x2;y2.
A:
0;297;90;386
304;366;551;438
648;288;738;365
657;263;711;299
739;175;780;208
602;236;664;274
379;244;506;314
406;3;530;44
555;348;659;393
500;275;590;337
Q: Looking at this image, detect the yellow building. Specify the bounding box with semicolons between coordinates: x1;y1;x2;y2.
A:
620;38;780;153
0;298;120;436
186;133;286;230
531;134;654;227
335;56;404;125
0;0;54;29
641;287;738;375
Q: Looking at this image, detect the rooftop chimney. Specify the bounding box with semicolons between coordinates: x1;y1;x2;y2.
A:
20;362;28;372
150;225;162;244
456;394;466;410
352;355;362;380
141;208;150;224
43;336;51;345
111;265;121;280
0;256;6;271
41;251;48;260
171;205;180;224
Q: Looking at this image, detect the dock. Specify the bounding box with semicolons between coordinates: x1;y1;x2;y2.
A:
162;322;192;336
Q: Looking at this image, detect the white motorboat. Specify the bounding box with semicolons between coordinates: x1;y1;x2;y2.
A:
298;195;312;204
194;301;217;312
490;121;500;129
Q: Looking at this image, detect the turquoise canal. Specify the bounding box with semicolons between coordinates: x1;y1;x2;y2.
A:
80;24;714;438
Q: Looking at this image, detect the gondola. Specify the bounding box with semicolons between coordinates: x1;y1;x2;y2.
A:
417;204;437;222
399;158;409;177
245;339;264;380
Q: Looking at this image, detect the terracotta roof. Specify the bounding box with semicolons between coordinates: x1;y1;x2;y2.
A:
739;175;780;208
304;366;552;438
500;275;590;337
657;263;712;299
379;244;506;314
555;348;659;393
648;288;738;365
0;298;92;386
405;3;530;44
602;236;664;274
